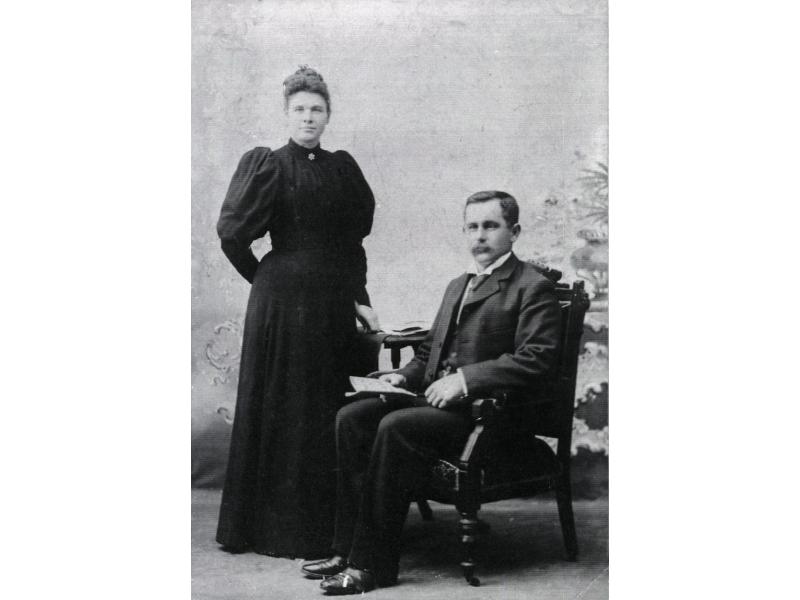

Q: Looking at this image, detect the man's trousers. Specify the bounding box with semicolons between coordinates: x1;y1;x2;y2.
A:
331;396;472;583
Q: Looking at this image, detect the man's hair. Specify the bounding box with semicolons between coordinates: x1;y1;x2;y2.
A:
464;190;519;227
283;65;331;113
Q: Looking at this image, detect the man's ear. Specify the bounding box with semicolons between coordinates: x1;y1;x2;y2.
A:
511;223;521;241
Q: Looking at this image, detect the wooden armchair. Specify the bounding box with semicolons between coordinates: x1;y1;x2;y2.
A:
422;278;590;586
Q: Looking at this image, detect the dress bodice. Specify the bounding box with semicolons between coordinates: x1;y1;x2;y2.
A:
216;140;375;306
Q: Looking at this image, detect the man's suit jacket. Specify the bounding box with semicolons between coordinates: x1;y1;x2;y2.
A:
396;253;562;398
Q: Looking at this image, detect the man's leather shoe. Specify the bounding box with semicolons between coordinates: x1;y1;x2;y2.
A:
301;555;347;579
319;568;376;595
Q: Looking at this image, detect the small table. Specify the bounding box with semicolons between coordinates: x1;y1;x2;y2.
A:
381;332;427;369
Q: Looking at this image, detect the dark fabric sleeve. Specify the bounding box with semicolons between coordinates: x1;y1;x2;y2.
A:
354;273;372;307
460;279;562;396
216;148;280;283
395;331;433;392
336;150;375;306
335;150;375;238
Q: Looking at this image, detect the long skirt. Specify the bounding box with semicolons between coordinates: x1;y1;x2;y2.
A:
215;248;359;558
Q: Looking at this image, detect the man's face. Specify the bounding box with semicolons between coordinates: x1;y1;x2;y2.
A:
463;199;520;269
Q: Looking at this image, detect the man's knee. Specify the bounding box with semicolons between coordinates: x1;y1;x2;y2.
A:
376;406;470;455
374;408;426;443
336;397;385;435
336;400;360;430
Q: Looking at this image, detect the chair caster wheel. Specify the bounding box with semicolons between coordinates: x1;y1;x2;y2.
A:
468;576;480;587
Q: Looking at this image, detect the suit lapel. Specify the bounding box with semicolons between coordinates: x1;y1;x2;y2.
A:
462;253;519;308
439;273;471;329
425;274;471;383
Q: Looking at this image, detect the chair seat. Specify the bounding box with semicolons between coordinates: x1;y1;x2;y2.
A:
427;434;561;504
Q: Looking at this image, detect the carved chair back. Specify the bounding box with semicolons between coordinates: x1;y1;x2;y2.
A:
531;280;591;460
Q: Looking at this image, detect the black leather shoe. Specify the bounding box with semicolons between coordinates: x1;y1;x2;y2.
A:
301;555;347;579
319;568;376;595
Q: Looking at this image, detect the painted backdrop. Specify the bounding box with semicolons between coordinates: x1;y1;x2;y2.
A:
192;0;608;495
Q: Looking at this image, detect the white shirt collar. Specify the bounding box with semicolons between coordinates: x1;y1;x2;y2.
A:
466;251;512;276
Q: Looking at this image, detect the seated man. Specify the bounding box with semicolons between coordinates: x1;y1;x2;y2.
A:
303;190;562;595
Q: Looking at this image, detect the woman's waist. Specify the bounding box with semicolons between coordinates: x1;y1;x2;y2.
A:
258;248;356;277
269;229;360;252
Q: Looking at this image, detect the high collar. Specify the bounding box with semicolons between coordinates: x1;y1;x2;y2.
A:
466;251;513;276
287;138;322;160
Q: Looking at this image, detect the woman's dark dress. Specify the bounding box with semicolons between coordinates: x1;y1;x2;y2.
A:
215;139;375;558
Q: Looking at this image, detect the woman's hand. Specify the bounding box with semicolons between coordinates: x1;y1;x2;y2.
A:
355;302;381;332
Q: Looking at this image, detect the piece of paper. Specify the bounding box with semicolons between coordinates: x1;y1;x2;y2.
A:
346;376;418;398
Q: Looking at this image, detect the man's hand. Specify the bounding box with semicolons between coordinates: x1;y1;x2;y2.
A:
378;373;407;388
424;374;468;409
355;303;381;332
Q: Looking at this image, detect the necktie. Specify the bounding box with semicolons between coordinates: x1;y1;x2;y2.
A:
469;273;489;294
457;273;489;324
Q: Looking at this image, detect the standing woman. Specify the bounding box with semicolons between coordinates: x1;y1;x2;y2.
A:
215;66;380;559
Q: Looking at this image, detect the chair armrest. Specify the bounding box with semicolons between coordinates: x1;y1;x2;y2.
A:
472;388;555;413
460;392;557;465
470;397;500;421
459;398;504;465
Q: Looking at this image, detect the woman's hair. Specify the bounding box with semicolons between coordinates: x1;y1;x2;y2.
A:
282;65;331;113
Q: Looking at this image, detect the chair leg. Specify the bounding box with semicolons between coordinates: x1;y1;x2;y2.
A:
555;475;579;561
459;510;481;586
416;498;434;521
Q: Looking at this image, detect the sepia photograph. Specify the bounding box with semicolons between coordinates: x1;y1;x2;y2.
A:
191;1;608;597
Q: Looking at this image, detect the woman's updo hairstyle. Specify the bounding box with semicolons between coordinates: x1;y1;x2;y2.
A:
283;65;331;113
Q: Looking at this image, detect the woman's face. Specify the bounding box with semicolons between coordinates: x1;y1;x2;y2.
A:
286;91;329;148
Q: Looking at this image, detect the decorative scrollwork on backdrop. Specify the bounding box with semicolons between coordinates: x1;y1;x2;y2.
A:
205;318;243;385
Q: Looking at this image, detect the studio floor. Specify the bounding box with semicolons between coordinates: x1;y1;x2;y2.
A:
192;489;608;600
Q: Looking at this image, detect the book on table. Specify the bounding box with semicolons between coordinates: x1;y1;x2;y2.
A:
380;321;430;337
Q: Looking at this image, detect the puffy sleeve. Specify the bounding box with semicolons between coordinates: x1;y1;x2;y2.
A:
216;148;280;283
335;150;375;306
